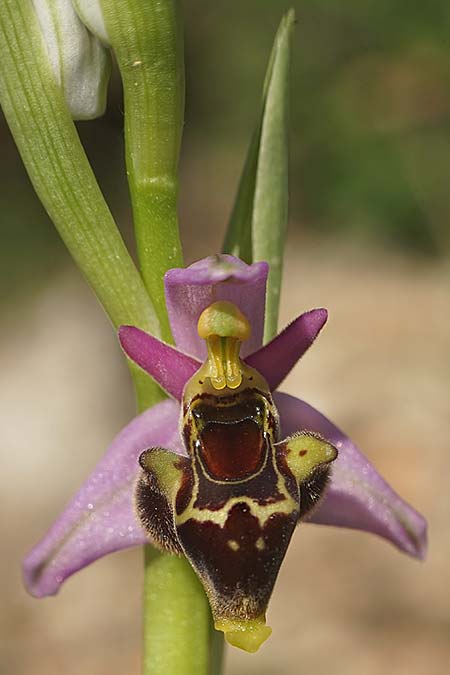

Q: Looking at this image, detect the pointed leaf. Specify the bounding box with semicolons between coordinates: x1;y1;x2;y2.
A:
223;10;294;341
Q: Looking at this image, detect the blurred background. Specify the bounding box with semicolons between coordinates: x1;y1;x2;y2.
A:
1;1;449;673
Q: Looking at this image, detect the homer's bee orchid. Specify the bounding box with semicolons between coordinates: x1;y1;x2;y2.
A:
23;255;427;652
136;300;337;650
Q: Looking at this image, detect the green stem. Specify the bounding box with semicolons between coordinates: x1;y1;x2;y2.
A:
143;547;215;675
101;0;184;341
210;619;226;675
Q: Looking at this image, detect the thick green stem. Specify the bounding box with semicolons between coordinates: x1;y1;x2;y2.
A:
143;547;217;675
101;0;184;341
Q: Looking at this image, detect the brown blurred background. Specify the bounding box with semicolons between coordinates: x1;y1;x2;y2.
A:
1;1;449;674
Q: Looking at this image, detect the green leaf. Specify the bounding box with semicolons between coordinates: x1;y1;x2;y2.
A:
223;10;294;342
222;126;260;265
0;0;157;333
0;0;163;406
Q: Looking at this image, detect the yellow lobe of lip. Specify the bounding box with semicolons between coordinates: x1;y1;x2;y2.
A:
197;302;251;391
215;616;272;653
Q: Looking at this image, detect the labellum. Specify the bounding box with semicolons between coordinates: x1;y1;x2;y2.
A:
135;301;338;652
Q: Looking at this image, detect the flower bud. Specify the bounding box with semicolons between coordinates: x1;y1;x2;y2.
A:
32;0;111;120
72;0;109;45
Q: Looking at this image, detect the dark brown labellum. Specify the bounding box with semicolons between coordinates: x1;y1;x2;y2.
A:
134;303;337;651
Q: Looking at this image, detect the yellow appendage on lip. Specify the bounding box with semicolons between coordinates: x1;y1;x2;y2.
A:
215;615;272;653
197;301;251;390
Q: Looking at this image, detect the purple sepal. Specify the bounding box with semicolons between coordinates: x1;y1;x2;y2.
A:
23;400;184;598
119;326;201;400
164;255;268;360
246;309;328;390
275;392;427;559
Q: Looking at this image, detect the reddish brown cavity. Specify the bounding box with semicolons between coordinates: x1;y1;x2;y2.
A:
299;449;308;456
199;419;264;481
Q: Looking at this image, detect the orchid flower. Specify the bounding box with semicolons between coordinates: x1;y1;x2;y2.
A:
24;254;427;653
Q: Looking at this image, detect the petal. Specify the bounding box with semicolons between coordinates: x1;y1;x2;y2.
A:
119;326;201;400
23;399;184;597
164;255;268;359
274;392;427;559
246;309;328;390
119;310;328;400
